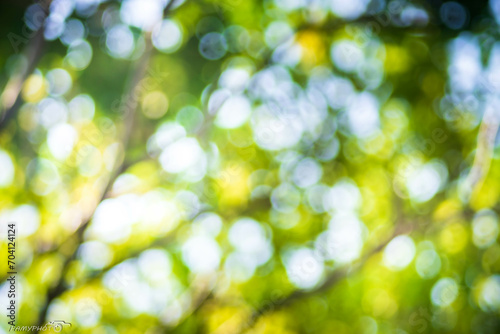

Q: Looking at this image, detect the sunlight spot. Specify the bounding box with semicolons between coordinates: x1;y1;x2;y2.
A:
199;32;227;60
472;211;499;249
141;190;181;234
347;92;380;138
138;249;172;284
406;161;447;203
331;40;363;73
69;94;95;123
273;42;303;68
292;158;322;188
492;0;500;24
75;0;102;16
141;91;169;119
219;68;250;92
323;178;361;213
106;25;135;59
284;248;324;289
38;97;68;129
431;277;459;307
65;39;93;70
215;95;251;129
46;68;72;96
152;122;186;150
448;35;481;93
306;184;330;213
78;241;112;270
75;298;101;327
47;123;78;160
91;198;134;243
175;190;200;219
383;235;416;271
152;19;183;53
265;21;293;47
61;19;85;46
182;235;221;273
120;0;166;31
50;0;74;19
0;205;40;237
319;76;355;110
229;218;273;265
46;300;72;326
478;275;500;311
159;137;206;181
252;104;304;151
415;249;441;279
330;0;370;20
271;183;301;213
317;213;365;263
160;138;201;173
0;150;15;187
22;73;47;103
225;252;257;282
24;4;46;31
192;212;223;237
44;14;65;40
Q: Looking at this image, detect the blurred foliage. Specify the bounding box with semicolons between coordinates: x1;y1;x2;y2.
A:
0;0;500;333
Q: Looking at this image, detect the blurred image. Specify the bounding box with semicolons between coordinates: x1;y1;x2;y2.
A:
0;0;499;333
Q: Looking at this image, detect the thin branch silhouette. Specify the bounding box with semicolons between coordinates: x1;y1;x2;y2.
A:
23;3;442;329
235;222;415;334
463;106;500;199
0;5;49;131
34;1;181;328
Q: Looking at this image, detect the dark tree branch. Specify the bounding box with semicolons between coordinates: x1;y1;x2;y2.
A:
34;1;181;328
174;292;214;328
0;23;47;131
234;156;486;332
463;106;500;200
236;221;416;333
27;1;437;329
